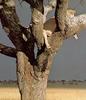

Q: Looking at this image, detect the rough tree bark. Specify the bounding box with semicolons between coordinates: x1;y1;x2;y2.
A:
0;0;86;100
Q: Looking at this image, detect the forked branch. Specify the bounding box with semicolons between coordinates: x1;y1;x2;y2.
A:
0;0;27;50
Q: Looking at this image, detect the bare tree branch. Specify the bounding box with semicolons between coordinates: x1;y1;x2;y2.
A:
55;0;68;34
23;0;44;13
65;14;86;38
31;0;44;49
44;0;69;33
0;0;27;50
0;43;16;58
19;25;35;64
0;0;35;64
22;0;35;7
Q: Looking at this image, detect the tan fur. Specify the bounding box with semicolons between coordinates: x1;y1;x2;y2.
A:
5;0;15;7
66;9;76;17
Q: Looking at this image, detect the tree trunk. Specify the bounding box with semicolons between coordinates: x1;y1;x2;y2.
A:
16;51;53;100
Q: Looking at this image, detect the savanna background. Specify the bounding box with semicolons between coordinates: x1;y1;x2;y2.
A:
0;0;86;100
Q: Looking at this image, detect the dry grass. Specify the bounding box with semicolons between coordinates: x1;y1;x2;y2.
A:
0;83;86;100
47;88;86;100
0;87;20;100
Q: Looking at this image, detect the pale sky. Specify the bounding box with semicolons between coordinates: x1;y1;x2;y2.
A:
0;0;86;81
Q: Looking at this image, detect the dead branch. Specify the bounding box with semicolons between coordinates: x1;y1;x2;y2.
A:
65;14;86;38
0;0;27;50
0;0;35;63
22;0;35;7
31;0;44;49
55;0;68;34
0;43;16;58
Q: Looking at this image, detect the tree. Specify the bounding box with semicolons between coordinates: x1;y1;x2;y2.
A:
0;0;86;100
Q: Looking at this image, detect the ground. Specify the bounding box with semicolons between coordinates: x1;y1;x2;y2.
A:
0;82;86;100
